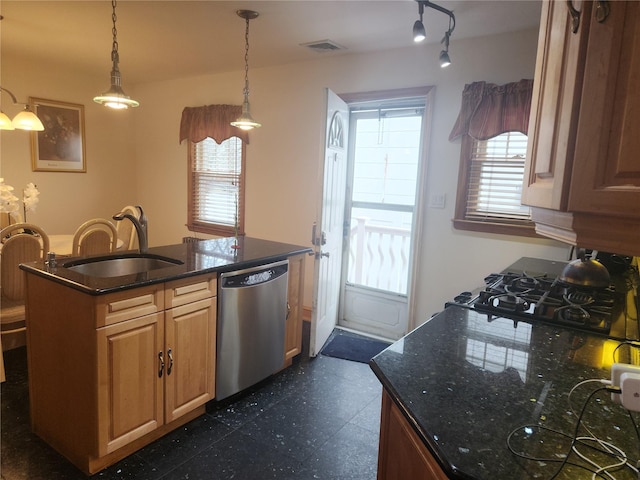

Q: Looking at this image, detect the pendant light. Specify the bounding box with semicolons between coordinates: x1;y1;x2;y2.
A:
231;10;261;131
0;86;45;131
93;0;139;109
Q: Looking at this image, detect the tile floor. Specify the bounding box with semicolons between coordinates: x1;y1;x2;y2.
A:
1;333;382;480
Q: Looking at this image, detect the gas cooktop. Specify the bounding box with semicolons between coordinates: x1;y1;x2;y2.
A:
447;257;639;341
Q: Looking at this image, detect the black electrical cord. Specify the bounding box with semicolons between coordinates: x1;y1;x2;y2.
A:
506;387;621;480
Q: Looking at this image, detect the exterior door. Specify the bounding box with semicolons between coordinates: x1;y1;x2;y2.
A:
310;89;349;356
340;97;427;340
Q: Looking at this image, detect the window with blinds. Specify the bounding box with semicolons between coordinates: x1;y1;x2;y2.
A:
454;131;535;236
187;136;245;236
466;131;530;223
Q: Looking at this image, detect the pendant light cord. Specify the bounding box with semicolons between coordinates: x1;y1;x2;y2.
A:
243;16;250;98
111;0;120;64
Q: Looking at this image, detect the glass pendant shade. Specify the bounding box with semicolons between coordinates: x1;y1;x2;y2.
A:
0;112;15;130
93;71;139;109
0;86;45;131
12;107;45;131
231;99;261;130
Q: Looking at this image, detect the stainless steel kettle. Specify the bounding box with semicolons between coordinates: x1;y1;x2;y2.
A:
559;249;611;288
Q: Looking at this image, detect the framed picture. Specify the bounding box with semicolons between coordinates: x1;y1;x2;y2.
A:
30;98;86;172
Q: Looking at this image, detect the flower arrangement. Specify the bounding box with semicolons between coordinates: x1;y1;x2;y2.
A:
0;178;40;223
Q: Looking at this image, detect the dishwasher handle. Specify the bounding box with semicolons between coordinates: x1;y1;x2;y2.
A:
220;260;289;289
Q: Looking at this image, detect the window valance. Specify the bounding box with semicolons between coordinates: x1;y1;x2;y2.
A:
179;104;250;144
449;79;533;141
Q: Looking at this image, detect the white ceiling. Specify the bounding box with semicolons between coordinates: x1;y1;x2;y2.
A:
1;0;542;85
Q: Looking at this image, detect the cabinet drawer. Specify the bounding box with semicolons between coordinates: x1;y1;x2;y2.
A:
96;285;165;327
165;274;217;309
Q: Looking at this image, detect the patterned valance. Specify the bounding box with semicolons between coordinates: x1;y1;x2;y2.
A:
449;79;533;141
179;104;250;144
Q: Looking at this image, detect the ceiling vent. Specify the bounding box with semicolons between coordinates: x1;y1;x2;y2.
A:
301;39;346;53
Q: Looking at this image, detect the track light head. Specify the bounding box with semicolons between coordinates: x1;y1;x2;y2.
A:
439;50;451;68
413;20;426;42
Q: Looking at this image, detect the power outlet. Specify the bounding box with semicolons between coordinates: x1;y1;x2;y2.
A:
611;363;640;404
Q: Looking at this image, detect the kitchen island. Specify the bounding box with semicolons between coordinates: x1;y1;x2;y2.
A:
20;236;311;475
21;235;311;294
371;306;640;479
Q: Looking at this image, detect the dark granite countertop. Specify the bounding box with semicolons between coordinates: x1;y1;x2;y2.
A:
20;236;311;295
370;306;640;479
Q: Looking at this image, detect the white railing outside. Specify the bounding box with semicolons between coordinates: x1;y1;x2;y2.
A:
348;217;411;295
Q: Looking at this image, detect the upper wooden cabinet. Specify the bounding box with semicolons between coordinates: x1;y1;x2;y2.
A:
523;0;640;256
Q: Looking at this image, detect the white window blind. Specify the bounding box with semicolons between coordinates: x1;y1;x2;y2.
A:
189;137;244;235
465;131;530;223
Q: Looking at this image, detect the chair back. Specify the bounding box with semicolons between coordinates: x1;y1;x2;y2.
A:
115;205;139;250
0;223;50;301
72;218;118;257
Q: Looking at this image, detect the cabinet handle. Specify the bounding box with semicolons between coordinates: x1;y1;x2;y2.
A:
595;0;610;23
567;1;581;33
286;302;291;320
158;351;165;378
167;349;174;376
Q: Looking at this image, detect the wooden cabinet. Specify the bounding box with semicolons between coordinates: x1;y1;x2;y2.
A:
164;276;217;422
523;1;640;256
284;254;305;366
26;273;216;474
377;390;449;480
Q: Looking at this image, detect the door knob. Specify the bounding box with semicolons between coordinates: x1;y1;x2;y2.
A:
315;251;330;259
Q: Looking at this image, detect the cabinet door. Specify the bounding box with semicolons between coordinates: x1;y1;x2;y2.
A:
568;1;640;216
96;313;164;456
164;297;216;422
284;254;305;362
377;390;449;480
522;0;592;209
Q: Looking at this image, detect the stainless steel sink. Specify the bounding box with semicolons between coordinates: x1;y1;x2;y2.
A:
63;254;183;278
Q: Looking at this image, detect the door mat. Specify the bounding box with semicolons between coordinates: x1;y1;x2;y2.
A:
320;334;391;364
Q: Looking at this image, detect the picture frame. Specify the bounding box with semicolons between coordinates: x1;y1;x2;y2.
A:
30;97;86;172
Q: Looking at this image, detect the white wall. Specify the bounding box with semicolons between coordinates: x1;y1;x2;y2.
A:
1;26;569;328
0;52;138;234
133;28;568;325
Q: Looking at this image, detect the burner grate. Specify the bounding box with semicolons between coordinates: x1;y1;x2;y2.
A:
472;272;617;335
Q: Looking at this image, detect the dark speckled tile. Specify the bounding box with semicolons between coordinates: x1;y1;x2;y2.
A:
157;429;305;480
1;331;381;480
306;422;379;480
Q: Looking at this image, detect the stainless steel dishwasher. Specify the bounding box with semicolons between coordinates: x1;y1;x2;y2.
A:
216;259;289;400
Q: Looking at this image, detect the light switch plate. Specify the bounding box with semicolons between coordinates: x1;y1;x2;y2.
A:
429;193;446;209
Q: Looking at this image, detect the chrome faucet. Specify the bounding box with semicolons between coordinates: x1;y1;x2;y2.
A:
113;205;148;254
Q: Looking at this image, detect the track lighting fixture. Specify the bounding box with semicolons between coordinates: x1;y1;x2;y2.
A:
412;0;456;67
93;0;139;109
0;86;45;131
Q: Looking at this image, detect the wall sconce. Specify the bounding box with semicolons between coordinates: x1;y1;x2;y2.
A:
0;86;45;131
412;0;456;68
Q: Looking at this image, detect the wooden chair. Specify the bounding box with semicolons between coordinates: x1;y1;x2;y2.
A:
114;205;139;251
72;218;118;257
0;223;50;355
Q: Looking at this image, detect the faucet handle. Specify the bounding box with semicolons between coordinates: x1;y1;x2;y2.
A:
136;205;147;223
